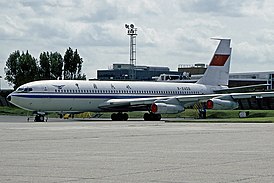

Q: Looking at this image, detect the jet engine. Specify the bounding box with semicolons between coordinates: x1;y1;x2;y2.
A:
151;103;184;114
206;98;238;110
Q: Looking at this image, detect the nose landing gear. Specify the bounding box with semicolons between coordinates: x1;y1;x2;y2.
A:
34;114;46;122
27;112;47;122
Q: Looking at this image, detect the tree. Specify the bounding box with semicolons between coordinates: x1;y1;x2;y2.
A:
38;51;63;80
5;48;86;89
39;52;51;80
49;52;63;80
5;50;39;89
5;50;20;86
64;47;74;79
63;47;86;80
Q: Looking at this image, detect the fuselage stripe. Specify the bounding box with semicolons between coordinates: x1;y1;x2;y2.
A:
11;94;166;99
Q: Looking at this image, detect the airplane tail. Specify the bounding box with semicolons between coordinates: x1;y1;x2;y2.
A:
196;38;232;86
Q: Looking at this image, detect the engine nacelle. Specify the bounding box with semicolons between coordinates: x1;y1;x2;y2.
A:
206;98;238;110
151;103;184;114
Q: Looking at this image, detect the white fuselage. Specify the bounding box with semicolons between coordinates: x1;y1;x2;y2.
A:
8;39;232;115
8;80;225;113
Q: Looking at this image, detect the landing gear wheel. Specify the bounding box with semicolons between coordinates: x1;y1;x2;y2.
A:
111;112;129;121
143;113;161;121
144;113;150;121
155;114;161;121
122;113;128;121
111;113;118;121
34;114;45;122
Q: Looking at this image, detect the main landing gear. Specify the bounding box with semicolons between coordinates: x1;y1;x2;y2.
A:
110;112;162;121
143;113;161;121
111;112;129;121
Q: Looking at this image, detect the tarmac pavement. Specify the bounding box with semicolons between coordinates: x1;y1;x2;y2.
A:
0;115;274;182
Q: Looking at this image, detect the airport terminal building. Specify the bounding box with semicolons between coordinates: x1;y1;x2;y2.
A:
97;64;180;81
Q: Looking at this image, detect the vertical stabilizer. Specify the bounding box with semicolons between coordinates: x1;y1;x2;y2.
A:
196;38;231;86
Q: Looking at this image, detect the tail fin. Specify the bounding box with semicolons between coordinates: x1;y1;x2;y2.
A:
196;38;231;86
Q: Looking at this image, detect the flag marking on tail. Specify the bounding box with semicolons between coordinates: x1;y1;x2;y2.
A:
210;54;230;66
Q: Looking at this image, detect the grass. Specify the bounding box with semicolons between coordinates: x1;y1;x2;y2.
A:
0;106;59;117
0;106;29;116
163;109;274;123
1;106;274;122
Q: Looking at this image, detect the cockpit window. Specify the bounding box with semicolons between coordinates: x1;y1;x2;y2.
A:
17;88;24;92
16;87;33;93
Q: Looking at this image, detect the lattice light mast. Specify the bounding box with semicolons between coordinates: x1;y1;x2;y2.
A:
125;24;137;80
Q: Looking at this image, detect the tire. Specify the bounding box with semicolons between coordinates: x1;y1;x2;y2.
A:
143;113;150;121
111;113;117;121
122;113;129;121
155;114;161;121
34;115;45;122
39;115;45;122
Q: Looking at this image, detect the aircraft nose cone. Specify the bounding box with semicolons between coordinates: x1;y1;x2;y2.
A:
6;94;11;102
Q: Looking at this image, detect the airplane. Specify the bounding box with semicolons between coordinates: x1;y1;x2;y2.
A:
7;38;274;122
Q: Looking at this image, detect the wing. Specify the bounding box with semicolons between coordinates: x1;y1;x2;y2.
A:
98;93;221;112
98;91;274;113
98;96;172;112
225;91;274;110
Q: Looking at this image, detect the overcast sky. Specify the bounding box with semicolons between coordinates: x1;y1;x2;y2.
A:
1;0;274;88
